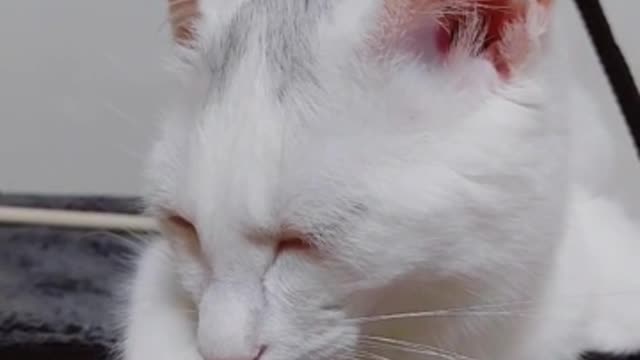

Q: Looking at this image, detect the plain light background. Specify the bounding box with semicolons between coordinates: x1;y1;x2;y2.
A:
1;2;639;208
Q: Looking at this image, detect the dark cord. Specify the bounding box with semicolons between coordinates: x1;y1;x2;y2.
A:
574;0;640;158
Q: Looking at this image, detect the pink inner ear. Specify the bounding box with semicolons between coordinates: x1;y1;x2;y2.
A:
380;0;553;77
436;0;528;76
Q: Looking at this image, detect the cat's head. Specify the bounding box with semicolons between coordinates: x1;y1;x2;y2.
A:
147;1;564;359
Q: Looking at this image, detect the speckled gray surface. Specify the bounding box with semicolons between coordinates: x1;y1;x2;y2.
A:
0;194;142;351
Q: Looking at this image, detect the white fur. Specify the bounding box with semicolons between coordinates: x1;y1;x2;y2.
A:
121;1;640;360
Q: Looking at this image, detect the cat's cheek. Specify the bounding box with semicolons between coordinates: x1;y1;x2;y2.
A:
182;272;208;301
258;305;359;360
173;255;210;301
163;235;210;298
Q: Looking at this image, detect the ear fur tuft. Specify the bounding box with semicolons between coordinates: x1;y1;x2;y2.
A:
378;0;553;77
169;0;200;45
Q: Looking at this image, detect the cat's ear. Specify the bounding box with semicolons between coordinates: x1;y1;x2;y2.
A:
375;0;554;77
168;0;200;45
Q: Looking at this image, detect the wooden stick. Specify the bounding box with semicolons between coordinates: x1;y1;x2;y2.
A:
0;206;159;232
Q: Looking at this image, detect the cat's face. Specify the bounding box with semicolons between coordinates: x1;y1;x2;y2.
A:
147;1;562;360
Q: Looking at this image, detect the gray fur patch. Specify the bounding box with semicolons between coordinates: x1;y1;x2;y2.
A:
203;0;334;101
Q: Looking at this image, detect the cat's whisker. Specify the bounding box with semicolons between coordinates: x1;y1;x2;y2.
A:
110;229;154;245
360;336;477;360
349;352;375;360
359;343;463;360
349;309;530;323
309;341;363;360
348;289;640;324
355;349;395;360
100;101;144;130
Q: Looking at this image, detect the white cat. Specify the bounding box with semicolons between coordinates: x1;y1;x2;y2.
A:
120;1;640;360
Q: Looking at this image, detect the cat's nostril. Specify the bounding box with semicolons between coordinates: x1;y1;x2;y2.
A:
253;345;267;360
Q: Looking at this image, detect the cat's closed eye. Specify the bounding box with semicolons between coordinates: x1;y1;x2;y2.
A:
161;213;200;253
276;236;313;255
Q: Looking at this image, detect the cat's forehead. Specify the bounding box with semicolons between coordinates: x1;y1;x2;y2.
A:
149;0;457;215
197;0;340;99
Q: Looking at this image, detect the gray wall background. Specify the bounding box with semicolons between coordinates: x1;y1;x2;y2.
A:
1;1;639;201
